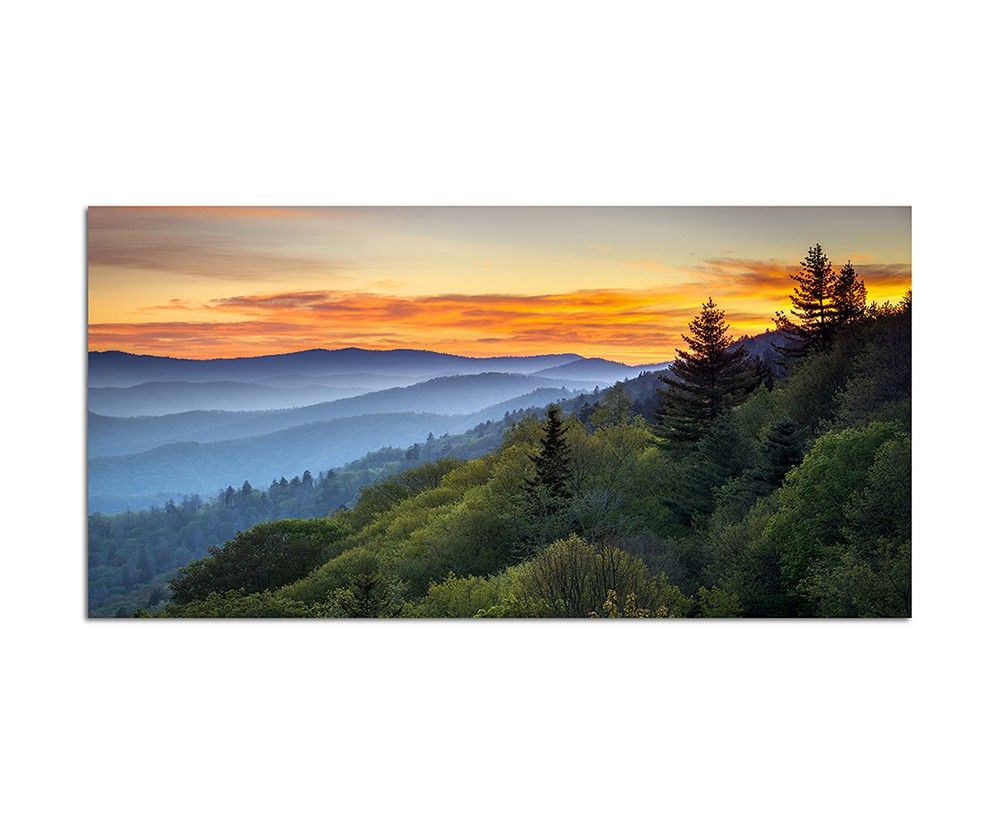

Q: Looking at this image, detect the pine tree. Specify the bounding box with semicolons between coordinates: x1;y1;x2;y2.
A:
656;298;759;449
831;260;867;326
529;404;571;498
749;417;802;493
671;414;750;525
774;243;837;356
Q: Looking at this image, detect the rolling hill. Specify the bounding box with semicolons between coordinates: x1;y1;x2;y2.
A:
88;372;593;457
88;385;587;510
534;356;673;383
88;380;372;416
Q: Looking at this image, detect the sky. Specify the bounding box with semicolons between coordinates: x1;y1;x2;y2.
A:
87;206;911;365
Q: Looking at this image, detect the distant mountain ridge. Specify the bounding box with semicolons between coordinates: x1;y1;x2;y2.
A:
534;356;673;382
88;372;595;457
88;347;586;388
88;385;585;511
86;330;781;513
88;380;372;416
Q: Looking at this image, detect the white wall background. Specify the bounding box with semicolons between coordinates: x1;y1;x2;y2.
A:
2;2;996;822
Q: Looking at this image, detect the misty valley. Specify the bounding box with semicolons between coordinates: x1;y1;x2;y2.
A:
88;348;679;612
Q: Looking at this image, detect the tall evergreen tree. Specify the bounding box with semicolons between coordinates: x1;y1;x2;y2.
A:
774;243;837;356
656;298;759;449
831;260;867;325
749;417;802;493
529;404;571;498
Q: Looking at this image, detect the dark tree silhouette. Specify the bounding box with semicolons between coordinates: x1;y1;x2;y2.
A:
753;355;775;391
655;298;759;449
529;404;571;498
774;243;837;356
832;260;867;326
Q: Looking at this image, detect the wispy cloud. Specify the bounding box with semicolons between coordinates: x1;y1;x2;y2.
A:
143;298;196;311
89;285;783;363
86;208;911;363
88;207;353;281
685;257;911;301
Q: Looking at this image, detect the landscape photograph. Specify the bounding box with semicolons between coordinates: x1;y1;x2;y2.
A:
87;206;912;618
15;2;996;820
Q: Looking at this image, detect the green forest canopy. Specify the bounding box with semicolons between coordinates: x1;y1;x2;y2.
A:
117;247;912;618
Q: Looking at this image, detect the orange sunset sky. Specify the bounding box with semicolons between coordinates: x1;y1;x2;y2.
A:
87;206;911;365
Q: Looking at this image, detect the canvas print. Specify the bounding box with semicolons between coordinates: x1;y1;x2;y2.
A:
87;207;911;618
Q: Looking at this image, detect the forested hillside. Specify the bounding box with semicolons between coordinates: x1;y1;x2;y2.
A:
87;351;673;513
88;385;589;512
145;249;910;619
88;408;540;616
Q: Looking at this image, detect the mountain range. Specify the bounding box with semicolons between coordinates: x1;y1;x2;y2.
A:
87;346;678;513
87;386;588;512
89;348;671;392
89;348;592;387
88;372;605;456
85;335;787;515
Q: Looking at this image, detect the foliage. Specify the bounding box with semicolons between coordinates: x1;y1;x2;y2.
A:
404;536;691;619
832;296;912;429
321;558;406;618
161;590;315;618
510;535;692;618
774;243;838;355
590;384;635;430
527;404;572;498
775;244;869;358
89;423;526;617
832;260;868;326
696;586;742;618
116;250;911;620
591;591;669;618
349;459;464;528
169;518;351;604
799;434;911;616
402;572;513;618
656;297;760;449
88;467;361;616
754;422;908;616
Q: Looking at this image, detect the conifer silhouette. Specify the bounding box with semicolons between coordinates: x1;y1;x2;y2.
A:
529;404;571;498
832;260;867;326
774;243;836;355
750;417;802;492
656;297;759;449
774;244;867;357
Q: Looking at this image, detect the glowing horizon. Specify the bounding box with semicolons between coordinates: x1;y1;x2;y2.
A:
88;206;911;365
